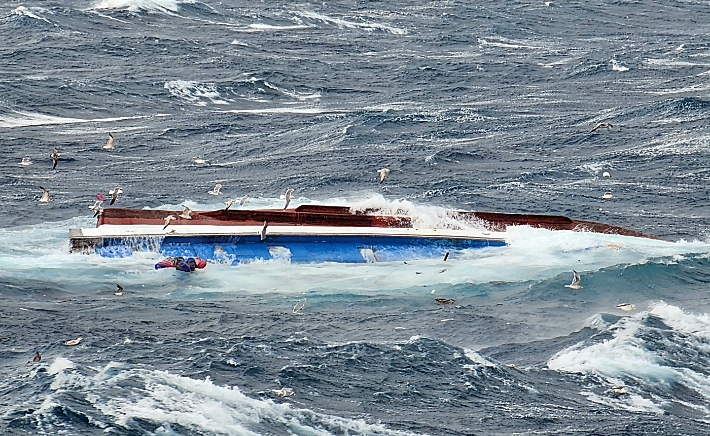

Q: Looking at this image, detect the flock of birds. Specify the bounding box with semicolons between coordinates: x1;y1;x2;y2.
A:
19;133;395;217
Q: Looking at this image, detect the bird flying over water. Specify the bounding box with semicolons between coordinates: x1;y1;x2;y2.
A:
377;168;390;183
51;148;59;170
272;387;295;397
89;193;105;217
240;195;249;205
224;199;235;210
179;205;192;220
103;133;115;150
590;122;612;133
109;187;122;205
564;270;583;289
616;303;636;311
208;183;223;195
283;188;293;209
163;215;176;230
260;220;268;241
19;157;33;166
39;186;50;203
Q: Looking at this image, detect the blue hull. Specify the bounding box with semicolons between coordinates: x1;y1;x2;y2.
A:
94;234;506;264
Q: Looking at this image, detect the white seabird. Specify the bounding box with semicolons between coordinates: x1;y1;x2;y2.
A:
89;193;105;217
163;215;177;230
272;387;295;397
179;205;193;220
239;195;249;205
18;157;33;166
224;199;235;210
51;148;59;170
103;133;115;150
293;298;306;314
193;157;209;164
208;183;223;195
109;187;123;205
616;303;636;311
602;171;611;178
283;188;293;209
260;220;268;241
39;186;50;203
63;337;83;346
377;168;390;183
601;192;613;199
564;270;583;289
590;122;613;133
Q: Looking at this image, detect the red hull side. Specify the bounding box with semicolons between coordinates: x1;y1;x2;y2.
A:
96;205;662;240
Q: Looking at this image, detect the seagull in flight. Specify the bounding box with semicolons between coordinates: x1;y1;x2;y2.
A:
564;270;583;289
283;188;293;209
18;157;33;166
240;195;249;205
272;387;295;397
590;122;613;133
179;205;193;219
163;215;177;230
51;148;59;170
377;168;390;183
109;187;122;205
208;183;223;195
89;193;105;217
103;133;115;150
260;221;268;241
39;186;50;203
224;199;235;210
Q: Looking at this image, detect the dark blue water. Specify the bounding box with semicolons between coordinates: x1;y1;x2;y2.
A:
4;1;710;434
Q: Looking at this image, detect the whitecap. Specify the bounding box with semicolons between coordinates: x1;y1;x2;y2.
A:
293;10;407;35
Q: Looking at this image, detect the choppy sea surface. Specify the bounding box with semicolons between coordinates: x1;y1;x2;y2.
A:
4;1;710;435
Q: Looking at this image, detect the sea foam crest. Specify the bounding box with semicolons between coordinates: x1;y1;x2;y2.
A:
43;363;422;435
293;10;407;35
93;0;194;14
10;6;53;24
164;80;230;106
548;301;710;411
349;194;484;230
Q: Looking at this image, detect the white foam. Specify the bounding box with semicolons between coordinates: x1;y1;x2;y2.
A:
45;364;421;435
92;0;193;14
11;6;53;24
47;357;77;375
611;59;629;72
262;81;321;101
164;80;230;106
0;110;149;129
247;23;312;31
549;302;710;410
293;10;407;35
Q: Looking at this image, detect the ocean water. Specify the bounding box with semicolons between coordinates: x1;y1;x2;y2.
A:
3;0;710;434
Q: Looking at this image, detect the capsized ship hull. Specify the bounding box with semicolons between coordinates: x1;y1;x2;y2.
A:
69;205;661;264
